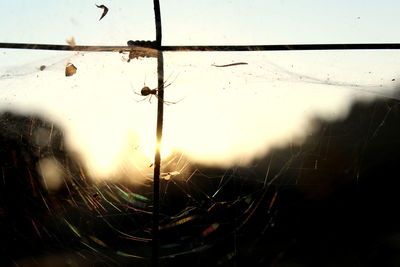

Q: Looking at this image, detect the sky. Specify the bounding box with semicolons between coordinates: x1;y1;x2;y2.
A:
1;1;400;183
2;0;400;46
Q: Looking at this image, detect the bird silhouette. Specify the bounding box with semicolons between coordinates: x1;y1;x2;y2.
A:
96;4;109;21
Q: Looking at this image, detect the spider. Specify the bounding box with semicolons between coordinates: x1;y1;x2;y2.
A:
133;81;181;105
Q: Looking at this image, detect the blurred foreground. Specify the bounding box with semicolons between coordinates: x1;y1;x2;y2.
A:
1;97;400;266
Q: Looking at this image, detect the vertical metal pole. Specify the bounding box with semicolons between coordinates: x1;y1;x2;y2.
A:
152;0;163;266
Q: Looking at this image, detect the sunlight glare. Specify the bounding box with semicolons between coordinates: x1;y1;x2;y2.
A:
1;50;399;181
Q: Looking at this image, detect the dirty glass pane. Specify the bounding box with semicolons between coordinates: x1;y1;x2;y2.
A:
2;1;400;266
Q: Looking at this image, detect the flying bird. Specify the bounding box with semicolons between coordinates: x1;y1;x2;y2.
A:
96;4;109;20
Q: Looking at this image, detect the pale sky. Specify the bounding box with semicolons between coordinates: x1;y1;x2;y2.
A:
1;1;400;183
2;0;400;45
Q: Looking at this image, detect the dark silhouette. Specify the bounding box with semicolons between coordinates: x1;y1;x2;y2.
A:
2;96;400;266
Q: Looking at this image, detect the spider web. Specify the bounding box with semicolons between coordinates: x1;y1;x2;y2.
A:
1;48;400;266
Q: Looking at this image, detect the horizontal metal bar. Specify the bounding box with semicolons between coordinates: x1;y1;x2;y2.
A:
2;42;400;52
161;43;400;51
0;42;127;52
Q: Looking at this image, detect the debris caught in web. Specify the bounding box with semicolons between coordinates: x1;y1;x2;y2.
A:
65;63;77;77
66;37;76;47
211;62;248;67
